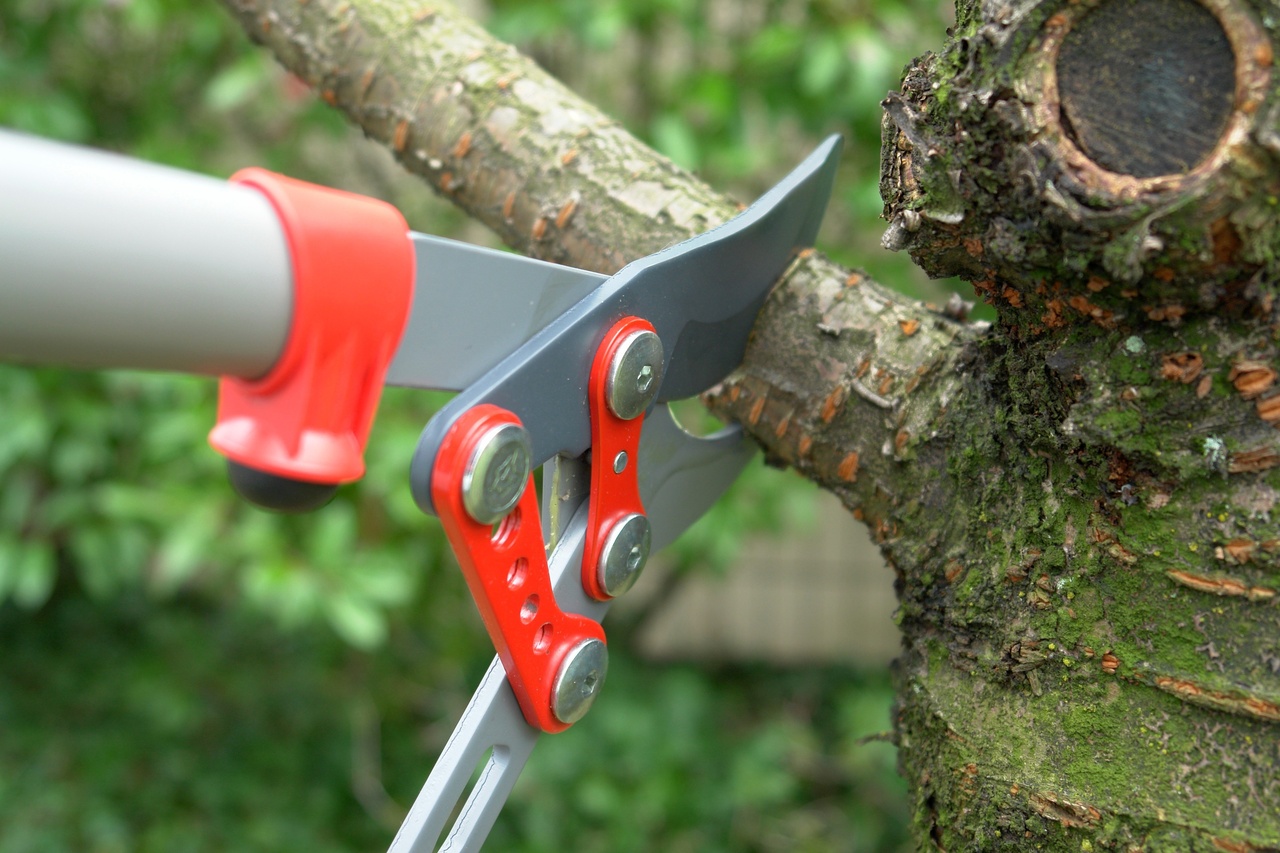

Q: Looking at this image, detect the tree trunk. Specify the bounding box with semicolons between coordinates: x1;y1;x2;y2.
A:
219;0;1280;848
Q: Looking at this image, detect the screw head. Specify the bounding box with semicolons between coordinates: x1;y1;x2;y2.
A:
552;638;609;724
606;330;664;420
597;512;652;598
461;423;532;524
612;451;628;474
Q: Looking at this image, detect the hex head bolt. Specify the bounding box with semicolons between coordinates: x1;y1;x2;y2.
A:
597;512;652;597
552;638;609;724
461;422;533;524
606;329;664;420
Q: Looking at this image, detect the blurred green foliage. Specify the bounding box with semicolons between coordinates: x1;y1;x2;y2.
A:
0;592;906;851
0;0;954;848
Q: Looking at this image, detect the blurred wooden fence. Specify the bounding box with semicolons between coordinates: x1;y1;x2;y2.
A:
626;492;900;667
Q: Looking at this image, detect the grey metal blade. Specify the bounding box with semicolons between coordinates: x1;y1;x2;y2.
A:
385;235;606;391
411;135;842;515
636;406;758;551
391;136;831;842
541;406;756;555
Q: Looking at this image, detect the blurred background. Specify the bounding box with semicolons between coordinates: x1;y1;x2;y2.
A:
0;0;959;849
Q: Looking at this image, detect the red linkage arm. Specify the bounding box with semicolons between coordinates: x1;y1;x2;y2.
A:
431;405;607;734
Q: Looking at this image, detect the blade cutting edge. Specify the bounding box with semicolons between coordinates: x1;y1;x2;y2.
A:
385;235;606;392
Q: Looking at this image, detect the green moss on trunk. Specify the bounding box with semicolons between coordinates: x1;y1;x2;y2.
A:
881;0;1280;847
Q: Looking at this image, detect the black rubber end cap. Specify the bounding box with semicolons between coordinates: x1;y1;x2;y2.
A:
226;461;339;513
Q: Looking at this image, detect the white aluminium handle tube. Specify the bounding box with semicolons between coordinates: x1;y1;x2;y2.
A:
0;130;293;378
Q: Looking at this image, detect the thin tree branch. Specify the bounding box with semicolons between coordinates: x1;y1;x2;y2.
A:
216;0;972;506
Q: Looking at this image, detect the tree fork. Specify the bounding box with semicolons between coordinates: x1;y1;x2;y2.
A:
219;0;1280;849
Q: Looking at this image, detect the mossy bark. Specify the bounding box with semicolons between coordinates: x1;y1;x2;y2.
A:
220;0;1280;848
876;0;1280;848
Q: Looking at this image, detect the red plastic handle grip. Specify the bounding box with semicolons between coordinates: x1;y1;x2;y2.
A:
209;169;414;485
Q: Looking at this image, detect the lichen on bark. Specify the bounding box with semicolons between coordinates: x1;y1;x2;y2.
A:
879;0;1280;847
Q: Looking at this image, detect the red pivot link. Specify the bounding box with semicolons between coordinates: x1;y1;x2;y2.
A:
432;405;607;734
581;317;663;601
209;169;414;511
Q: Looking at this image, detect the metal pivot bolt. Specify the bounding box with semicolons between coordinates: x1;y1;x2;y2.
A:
597;512;652;597
606;330;664;420
552;638;609;724
461;422;533;524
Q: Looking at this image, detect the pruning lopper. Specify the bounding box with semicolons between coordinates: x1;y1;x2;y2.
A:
0;129;841;850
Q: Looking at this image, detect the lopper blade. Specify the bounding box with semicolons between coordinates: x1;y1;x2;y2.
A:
411;135;843;516
386;236;606;392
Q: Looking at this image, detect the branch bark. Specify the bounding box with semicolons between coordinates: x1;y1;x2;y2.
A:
220;0;1280;849
216;0;968;523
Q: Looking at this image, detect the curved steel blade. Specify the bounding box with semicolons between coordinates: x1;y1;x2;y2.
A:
386;236;606;392
638;406;756;551
410;135;842;515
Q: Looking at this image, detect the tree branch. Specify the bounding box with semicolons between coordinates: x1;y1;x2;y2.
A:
217;0;971;511
220;0;749;271
218;0;1280;848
